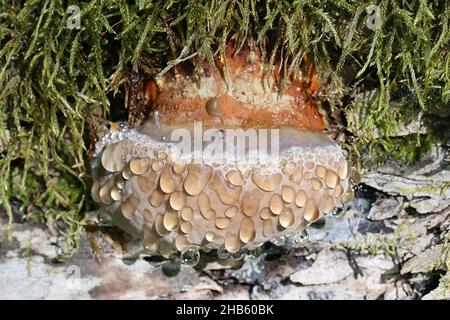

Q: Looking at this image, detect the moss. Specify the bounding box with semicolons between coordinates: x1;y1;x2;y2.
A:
333;221;417;258
0;0;449;258
399;181;450;196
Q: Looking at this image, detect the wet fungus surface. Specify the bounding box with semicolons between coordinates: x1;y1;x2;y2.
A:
91;44;354;260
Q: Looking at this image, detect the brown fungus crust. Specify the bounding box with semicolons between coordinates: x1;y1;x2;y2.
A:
92;43;352;257
92;123;354;256
147;42;325;130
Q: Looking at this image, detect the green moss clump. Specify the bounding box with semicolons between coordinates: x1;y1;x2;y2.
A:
0;0;448;258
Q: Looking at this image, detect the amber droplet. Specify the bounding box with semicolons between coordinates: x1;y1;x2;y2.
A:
259;207;272;220
325;170;340;189
225;206;239;218
129;158;150;175
251;172;282;192
205;97;222;116
239;217;256;243
169;191;186;210
241;191;260;216
184;164;213;196
180;207;194;221
120;195;139;220
224;233;241;253
215;217;231;229
269;194;284;215
279;208;295;228
315;165;327;179
304;198;320;222
281;186;296;203
226;170;245;186
163;210;180;231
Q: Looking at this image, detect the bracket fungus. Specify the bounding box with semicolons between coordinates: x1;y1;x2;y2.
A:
92;44;355;261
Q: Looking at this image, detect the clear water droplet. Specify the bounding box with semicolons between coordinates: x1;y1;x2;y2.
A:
311;217;326;228
332;203;346;218
293;231;309;246
217;246;230;259
143;242;156;254
230;250;244;260
181;247;200;266
116;180;124;190
159;241;175;259
162;260;181;277
98;212;112;225
122;256;138;265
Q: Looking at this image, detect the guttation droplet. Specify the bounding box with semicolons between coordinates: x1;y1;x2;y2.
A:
292;231;309;246
230;250;244;260
181;247;200;266
217;246;230;259
332;203;346;218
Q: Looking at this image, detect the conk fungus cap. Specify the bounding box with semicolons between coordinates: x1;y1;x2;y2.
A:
91;44;354;261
